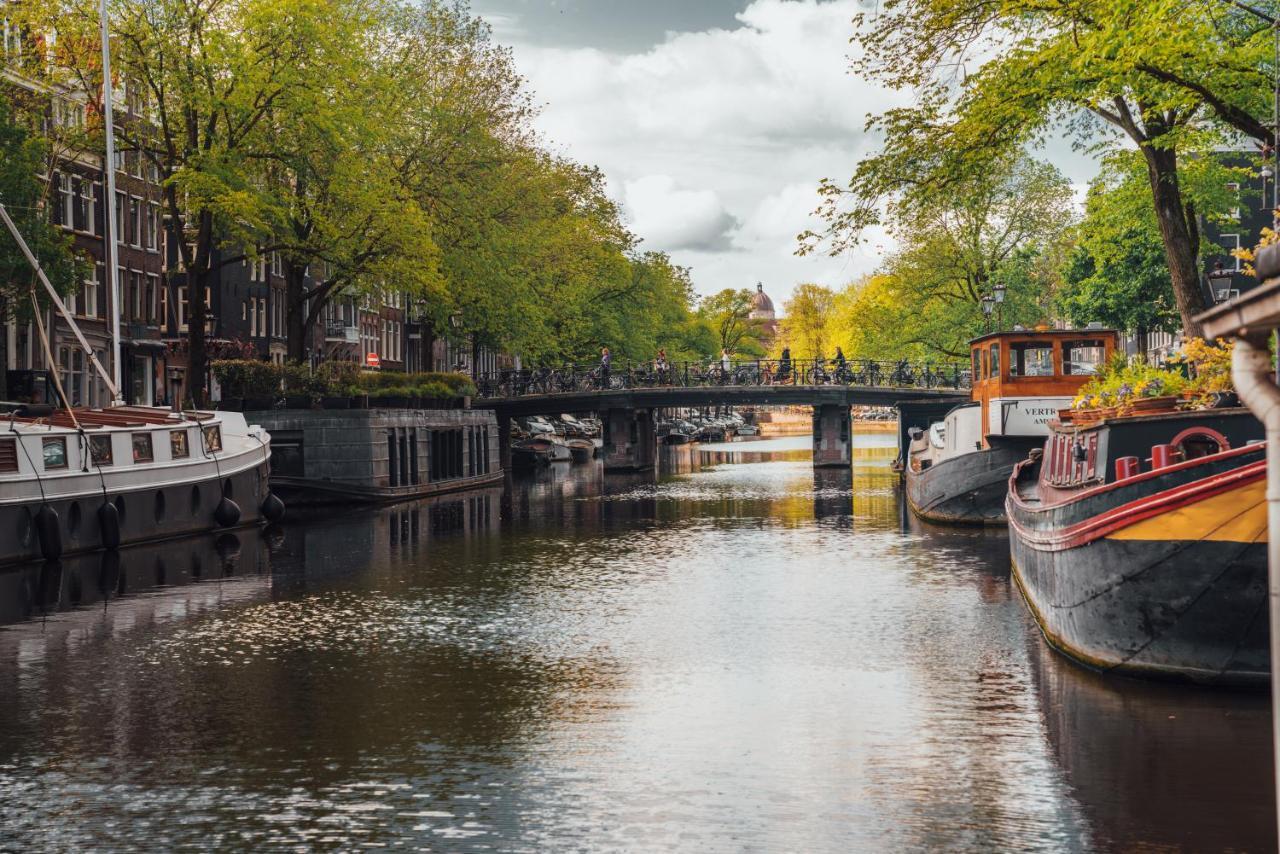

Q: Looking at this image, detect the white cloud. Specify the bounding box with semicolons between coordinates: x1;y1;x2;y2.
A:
501;1;914;303
622;175;739;252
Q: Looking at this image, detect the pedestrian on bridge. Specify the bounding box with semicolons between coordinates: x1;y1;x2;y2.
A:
779;347;792;385
600;346;611;390
720;348;732;384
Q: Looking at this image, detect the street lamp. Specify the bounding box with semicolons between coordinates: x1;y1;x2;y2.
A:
980;294;995;333
1207;261;1236;303
993;282;1006;303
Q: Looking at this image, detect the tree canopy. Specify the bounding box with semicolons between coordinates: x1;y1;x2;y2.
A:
802;0;1276;338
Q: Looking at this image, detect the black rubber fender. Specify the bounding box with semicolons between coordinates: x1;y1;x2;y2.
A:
35;505;62;561
98;501;121;550
214;496;241;528
259;492;286;523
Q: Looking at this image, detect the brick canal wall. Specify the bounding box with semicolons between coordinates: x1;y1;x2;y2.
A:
245;408;502;503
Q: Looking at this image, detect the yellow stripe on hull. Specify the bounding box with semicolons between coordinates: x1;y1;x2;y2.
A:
1107;479;1268;544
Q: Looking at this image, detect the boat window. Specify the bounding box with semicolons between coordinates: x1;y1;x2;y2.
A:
1009;342;1055;377
89;434;113;466
170;430;190;459
42;437;67;470
989;343;1001;379
1176;431;1226;461
132;433;154;463
202;425;222;452
0;438;16;473
972;349;982;382
1064;339;1107;375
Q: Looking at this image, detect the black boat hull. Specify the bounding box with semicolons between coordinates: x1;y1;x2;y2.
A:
1008;441;1270;687
905;438;1039;525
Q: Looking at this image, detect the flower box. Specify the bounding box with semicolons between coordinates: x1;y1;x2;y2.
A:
1125;395;1181;414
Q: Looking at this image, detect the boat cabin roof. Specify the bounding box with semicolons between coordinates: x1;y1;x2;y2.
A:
3;406;218;433
968;328;1120;397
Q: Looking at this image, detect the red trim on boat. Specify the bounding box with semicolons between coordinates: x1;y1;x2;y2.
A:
1012;441;1262;513
1008;457;1266;551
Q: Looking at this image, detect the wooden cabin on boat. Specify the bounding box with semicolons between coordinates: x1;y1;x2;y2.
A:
967;328;1120;445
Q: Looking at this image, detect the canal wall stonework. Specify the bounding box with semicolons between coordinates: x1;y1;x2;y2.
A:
245;408;501;503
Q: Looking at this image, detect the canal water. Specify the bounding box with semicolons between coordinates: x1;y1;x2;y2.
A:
0;432;1273;851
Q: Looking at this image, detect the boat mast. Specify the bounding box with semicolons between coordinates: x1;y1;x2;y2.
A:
99;0;123;405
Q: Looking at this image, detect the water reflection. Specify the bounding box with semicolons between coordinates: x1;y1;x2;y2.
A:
0;433;1271;850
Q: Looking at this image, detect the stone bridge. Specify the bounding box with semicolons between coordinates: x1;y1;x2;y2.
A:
485;382;967;471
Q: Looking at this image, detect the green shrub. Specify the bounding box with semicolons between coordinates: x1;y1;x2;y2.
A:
213;360;280;398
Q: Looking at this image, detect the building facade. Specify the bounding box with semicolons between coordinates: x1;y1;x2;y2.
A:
3;26;166;407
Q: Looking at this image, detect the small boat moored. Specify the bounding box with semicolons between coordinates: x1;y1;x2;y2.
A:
905;328;1119;524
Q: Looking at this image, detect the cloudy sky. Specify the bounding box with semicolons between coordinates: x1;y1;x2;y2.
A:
469;0;1100;307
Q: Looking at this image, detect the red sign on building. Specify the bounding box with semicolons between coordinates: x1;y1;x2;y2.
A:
366;352;380;368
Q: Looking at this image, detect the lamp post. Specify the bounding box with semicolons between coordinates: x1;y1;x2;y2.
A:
981;294;996;333
1207;261;1236;303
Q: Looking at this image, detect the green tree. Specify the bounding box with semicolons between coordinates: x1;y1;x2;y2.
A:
698;288;766;357
828;158;1074;360
802;0;1275;338
0;97;83;398
24;0;366;402
778;284;836;360
1057;148;1244;342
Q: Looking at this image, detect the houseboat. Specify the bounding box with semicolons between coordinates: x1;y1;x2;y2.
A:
905;328;1119;524
1;405;279;566
1007;407;1267;685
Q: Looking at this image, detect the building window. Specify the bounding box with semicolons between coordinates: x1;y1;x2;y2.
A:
56;173;74;228
114;191;125;244
130;270;143;320
1222;233;1242;271
145;274;159;324
145;202;158;250
81;269;98;318
271;251;282;277
129;197;142;247
80;180;96;235
159;284;168;330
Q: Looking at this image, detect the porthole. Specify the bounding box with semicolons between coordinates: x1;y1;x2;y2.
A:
191;485;202;515
113;494;127;525
68;501;82;536
154;490;166;524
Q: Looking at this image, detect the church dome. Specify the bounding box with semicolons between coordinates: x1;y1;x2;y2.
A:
749;282;775;318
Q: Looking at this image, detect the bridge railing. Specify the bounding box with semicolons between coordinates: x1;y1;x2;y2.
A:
473;359;971;398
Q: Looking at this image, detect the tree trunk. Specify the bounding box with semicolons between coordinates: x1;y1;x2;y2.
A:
285;262;308;362
184;209;215;407
1140;144;1206;339
423;323;435;372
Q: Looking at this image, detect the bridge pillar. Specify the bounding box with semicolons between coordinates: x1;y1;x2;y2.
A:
812;404;851;468
602;407;657;471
